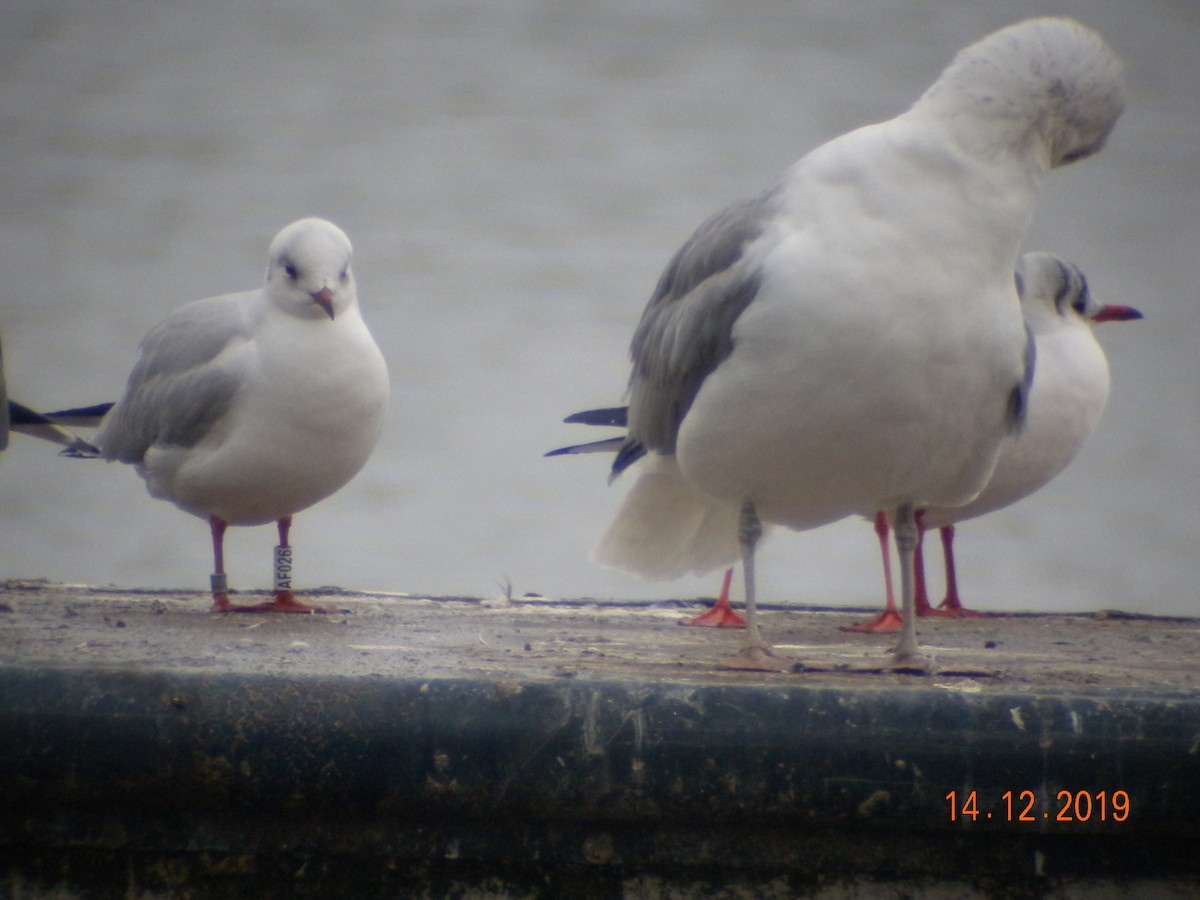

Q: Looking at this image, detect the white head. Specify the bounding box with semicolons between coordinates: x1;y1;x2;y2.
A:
918;18;1126;169
265;218;356;320
1016;252;1143;334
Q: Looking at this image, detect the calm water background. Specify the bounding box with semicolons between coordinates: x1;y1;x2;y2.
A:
1;0;1197;615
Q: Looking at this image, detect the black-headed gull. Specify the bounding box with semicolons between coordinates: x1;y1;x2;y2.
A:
568;18;1125;669
82;218;389;613
849;252;1143;632
552;252;1144;633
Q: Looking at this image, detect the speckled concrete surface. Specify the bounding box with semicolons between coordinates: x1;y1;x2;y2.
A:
2;580;1199;692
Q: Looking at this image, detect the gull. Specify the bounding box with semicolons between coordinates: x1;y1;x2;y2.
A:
849;252;1143;632
78;218;389;612
0;333;103;454
552;256;1143;631
569;18;1125;669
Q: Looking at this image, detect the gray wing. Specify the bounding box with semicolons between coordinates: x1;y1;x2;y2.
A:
97;292;255;464
614;183;781;477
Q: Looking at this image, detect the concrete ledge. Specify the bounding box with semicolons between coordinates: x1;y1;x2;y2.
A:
2;584;1199;897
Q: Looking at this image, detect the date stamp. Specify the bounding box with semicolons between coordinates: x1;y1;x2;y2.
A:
946;789;1130;823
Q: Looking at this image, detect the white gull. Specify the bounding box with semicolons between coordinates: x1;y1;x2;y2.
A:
582;18;1126;668
87;217;389;612
850;252;1143;632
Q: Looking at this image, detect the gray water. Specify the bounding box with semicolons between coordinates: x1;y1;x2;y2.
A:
2;0;1197;616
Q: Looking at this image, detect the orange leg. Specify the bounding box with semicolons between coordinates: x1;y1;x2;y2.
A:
935;525;988;617
843;511;902;633
681;567;746;628
210;516;329;614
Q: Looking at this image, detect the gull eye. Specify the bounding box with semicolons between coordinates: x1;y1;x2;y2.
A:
283;260;299;280
339;268;350;284
1071;284;1090;315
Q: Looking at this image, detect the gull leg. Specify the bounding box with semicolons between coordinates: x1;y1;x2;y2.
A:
889;502;930;671
209;516;236;612
739;499;766;651
940;525;960;609
682;567;746;628
210;515;330;614
913;516;932;614
268;516;328;613
937;525;989;617
914;512;953;618
844;511;902;633
726;499;787;670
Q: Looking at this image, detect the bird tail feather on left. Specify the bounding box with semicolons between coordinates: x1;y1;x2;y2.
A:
592;454;750;580
4;400;103;457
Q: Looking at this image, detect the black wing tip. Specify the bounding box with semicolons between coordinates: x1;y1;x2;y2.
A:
545;436;625;458
609;441;647;481
59;440;102;459
7;401;52;426
1007;321;1037;435
562;406;629;427
46;402;115;420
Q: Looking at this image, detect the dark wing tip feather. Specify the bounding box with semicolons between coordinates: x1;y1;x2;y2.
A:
1007;321;1037;435
609;440;647;481
563;406;629;427
544;436;625;457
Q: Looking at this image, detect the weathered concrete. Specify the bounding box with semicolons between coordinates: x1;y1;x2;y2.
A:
1;582;1198;898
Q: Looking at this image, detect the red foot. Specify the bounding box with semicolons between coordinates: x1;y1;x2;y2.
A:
681;569;746;628
211;591;330;614
682;600;746;628
843;608;903;633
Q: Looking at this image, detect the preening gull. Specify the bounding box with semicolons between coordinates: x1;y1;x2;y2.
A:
848;252;1143;632
573;18;1125;668
82;218;389;612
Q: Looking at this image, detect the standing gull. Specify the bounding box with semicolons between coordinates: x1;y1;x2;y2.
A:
849;253;1143;632
551;256;1142;630
84;218;389;612
580;18;1125;668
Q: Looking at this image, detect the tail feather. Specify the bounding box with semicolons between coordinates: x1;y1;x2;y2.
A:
592;455;749;579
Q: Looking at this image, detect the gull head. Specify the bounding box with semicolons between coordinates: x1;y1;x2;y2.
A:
919;18;1126;170
1017;252;1143;332
265;217;356;320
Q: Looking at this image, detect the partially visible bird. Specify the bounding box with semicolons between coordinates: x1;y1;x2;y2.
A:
1;332;106;454
847;252;1143;632
5;400;102;456
78;217;389;613
560;18;1125;669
